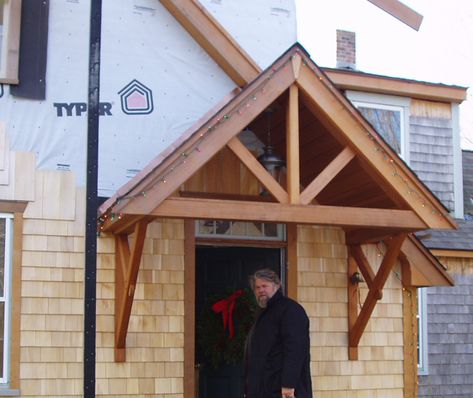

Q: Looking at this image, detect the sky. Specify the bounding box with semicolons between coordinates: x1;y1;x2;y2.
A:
295;0;473;150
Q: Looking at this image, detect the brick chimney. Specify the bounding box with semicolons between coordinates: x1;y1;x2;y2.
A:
336;30;356;70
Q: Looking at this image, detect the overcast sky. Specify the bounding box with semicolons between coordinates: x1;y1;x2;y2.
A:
296;0;473;150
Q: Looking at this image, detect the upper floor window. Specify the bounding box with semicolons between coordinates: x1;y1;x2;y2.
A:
0;214;13;385
0;0;22;83
346;91;410;162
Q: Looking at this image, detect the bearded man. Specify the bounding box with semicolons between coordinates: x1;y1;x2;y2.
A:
244;269;312;398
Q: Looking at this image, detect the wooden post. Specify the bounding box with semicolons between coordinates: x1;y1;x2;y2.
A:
286;84;300;204
184;219;196;398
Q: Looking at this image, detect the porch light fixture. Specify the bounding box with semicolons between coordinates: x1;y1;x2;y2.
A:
258;108;285;189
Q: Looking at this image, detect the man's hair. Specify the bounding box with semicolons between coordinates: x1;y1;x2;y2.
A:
249;268;281;290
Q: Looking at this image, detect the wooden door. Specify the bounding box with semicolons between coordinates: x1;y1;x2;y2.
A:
195;246;283;398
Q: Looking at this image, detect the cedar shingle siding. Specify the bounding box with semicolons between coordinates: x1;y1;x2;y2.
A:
410;116;454;211
419;272;473;397
463;150;473;217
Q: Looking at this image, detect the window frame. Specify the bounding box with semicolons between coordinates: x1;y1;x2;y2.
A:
417;287;429;375
0;0;22;84
0;214;12;385
345;91;411;163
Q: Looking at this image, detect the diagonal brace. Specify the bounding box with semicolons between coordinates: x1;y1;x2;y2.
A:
348;233;406;357
114;220;148;362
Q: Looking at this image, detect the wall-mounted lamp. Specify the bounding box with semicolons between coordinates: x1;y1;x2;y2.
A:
258;108;285;193
350;272;364;284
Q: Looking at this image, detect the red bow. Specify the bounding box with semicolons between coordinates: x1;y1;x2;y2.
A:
212;290;243;338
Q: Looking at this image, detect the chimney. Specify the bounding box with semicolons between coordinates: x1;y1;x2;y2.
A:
336;30;356;70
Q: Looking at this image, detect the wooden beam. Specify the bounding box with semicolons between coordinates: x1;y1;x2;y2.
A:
300;146;355;205
286;223;298;300
159;0;260;86
346;228;401;245
114;221;148;362
149;197;427;230
402;287;419;397
349;233;406;349
367;0;423;31
399;236;454;287
324;69;467;104
349;245;381;299
183;219;196;398
226;137;289;203
286;85;300;204
347;253;359;360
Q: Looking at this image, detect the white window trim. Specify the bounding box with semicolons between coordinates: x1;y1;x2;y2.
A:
345;91;411;164
451;103;464;219
0;214;13;385
417;287;429;375
0;0;22;84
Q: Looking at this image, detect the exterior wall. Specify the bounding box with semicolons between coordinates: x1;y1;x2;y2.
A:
297;225;406;398
418;256;473;398
410;100;455;211
20;171;84;396
21;168;186;397
96;218;185;397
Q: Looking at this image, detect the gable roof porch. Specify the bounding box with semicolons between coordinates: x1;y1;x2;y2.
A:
97;44;455;364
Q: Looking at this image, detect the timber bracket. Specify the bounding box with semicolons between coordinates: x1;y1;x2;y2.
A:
114;220;148;362
347;233;407;360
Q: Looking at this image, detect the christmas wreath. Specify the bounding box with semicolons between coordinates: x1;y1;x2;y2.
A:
197;288;257;369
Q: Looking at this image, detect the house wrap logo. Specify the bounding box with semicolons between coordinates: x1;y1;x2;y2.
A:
118;79;153;115
53;79;154;116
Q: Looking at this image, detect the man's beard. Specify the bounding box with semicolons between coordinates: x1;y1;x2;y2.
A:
257;295;268;308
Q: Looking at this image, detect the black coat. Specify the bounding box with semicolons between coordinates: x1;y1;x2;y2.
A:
244;289;312;398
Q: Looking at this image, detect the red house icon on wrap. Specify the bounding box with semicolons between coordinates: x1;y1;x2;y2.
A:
118;80;154;115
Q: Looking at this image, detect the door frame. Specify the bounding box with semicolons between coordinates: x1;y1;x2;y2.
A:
183;220;298;398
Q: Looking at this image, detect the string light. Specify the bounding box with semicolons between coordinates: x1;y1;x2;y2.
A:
97;49;450;232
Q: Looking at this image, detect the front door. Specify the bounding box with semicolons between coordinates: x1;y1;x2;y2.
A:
196;246;283;398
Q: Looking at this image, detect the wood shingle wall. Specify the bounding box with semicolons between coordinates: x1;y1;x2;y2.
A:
21;171;84;396
418;257;473;397
410;100;454;211
298;225;406;397
96;219;185;397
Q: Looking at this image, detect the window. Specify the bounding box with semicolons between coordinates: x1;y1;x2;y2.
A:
0;0;21;83
196;220;285;241
417;287;428;375
346;91;410;162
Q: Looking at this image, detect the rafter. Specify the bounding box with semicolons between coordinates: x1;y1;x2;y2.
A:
114;220;148;362
159;0;260;86
367;0;423;31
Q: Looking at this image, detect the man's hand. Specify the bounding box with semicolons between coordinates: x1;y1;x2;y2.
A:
282;387;295;398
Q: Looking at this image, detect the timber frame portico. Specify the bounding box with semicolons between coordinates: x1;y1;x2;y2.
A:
98;44;455;364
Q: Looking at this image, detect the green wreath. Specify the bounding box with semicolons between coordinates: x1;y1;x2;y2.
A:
197;288;257;369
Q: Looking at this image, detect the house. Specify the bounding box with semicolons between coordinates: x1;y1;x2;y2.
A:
0;1;468;397
416;149;473;397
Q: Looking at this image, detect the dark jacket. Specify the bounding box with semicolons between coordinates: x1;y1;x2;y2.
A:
244;289;312;398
